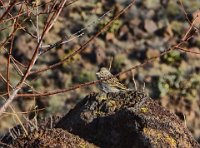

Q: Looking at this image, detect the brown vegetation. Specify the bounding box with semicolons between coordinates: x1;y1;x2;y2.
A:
0;0;200;147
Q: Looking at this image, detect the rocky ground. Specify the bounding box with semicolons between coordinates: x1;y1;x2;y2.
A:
1;91;199;147
0;0;200;146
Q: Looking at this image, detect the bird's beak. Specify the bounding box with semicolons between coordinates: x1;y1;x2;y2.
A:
96;72;99;76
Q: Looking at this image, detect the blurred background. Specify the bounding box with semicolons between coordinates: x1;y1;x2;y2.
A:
0;0;200;142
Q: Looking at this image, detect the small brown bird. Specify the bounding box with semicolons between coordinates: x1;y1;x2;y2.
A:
96;67;127;93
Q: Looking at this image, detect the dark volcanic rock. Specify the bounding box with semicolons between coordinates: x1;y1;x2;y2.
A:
1;91;199;147
56;90;200;148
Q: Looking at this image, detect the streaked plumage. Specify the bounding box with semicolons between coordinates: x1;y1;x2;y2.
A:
96;67;127;93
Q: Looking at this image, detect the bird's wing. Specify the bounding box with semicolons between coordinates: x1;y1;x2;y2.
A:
108;77;127;90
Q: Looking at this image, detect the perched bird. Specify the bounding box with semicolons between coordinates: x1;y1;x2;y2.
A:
96;67;127;93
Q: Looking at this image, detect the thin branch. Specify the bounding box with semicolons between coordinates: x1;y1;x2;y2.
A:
6;35;14;97
182;15;199;41
0;72;13;89
30;0;136;75
2;108;45;115
0;0;53;25
16;46;176;97
10;56;28;68
0;0;68;116
0;0;17;23
10;57;25;76
45;0;67;33
17;11;198;98
40;9;113;54
176;47;200;54
178;0;192;25
0;96;28;136
36;0;40;43
17;41;187;98
5;4;23;97
0;0;77;26
0;0;15;22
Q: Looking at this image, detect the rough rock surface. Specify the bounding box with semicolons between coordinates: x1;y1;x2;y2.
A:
1;90;199;147
56;90;200;147
1;117;97;148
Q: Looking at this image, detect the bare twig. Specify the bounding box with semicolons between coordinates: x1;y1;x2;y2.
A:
40;9;113;54
176;47;200;54
182;15;198;41
30;0;136;75
0;0;68;116
0;72;13;90
16;47;173;97
10;56;28;68
0;0;17;23
5;4;23;97
45;0;67;33
17;14;197;98
6;35;14;97
0;96;28;135
178;0;192;25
